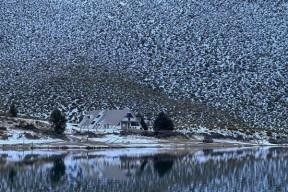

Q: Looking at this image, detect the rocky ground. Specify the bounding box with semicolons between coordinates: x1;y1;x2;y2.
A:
0;64;244;129
1;1;287;130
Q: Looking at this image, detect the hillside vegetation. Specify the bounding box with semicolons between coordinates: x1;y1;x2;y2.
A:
0;0;287;129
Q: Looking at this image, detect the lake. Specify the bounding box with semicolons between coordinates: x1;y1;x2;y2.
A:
0;147;287;192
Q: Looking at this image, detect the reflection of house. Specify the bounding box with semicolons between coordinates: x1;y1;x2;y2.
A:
79;108;141;130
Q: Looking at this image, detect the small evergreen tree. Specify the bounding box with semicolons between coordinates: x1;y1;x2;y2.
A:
49;109;67;134
9;103;18;117
153;112;174;131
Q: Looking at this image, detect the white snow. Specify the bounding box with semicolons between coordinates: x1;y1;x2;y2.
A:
88;134;160;144
0;137;62;145
0;119;62;145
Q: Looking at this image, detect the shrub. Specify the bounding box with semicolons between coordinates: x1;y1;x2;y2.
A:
24;132;39;139
266;131;273;137
1;134;9;140
203;135;213;143
18;121;26;127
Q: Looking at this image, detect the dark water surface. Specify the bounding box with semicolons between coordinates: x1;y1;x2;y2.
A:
0;147;287;192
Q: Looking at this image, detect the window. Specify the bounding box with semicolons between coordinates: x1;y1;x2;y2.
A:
131;122;138;126
96;115;101;118
91;121;96;125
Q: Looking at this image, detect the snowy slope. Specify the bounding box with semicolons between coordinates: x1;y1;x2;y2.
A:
0;1;287;129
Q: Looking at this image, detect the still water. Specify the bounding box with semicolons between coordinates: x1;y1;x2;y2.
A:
0;147;287;192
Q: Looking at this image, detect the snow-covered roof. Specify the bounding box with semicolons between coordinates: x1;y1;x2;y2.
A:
79;110;102;127
98;108;130;126
79;108;137;127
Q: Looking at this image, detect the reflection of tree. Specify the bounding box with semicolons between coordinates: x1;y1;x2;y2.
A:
50;157;66;184
140;160;147;173
2;149;288;191
9;169;16;183
9;169;17;192
203;149;213;156
153;156;174;177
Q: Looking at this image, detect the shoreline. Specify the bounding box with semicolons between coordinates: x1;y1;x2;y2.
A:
0;139;276;151
0;117;285;151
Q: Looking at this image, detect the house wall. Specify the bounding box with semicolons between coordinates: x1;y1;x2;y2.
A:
78;110;142;131
121;117;138;122
120;121;141;130
121;122;129;129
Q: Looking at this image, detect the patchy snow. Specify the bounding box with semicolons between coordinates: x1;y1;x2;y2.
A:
0;1;287;130
178;125;288;146
65;123;79;134
89;134;160;144
65;123;120;134
0;118;286;147
66;123;163;145
193;135;204;141
0;118;63;145
0;137;62;145
213;139;256;145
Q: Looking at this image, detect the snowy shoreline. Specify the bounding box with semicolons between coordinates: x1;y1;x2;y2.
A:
0;137;278;151
0;117;286;151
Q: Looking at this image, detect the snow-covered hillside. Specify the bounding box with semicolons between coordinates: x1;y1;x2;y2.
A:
0;1;287;129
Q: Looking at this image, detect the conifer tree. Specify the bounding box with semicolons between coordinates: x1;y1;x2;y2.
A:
9;103;18;117
49;108;67;134
153;112;174;131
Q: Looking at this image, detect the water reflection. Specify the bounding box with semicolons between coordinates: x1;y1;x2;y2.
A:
9;169;16;183
49;157;66;184
153;155;174;177
0;147;288;192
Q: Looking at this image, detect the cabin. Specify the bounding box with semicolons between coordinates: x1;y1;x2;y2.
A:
78;108;141;130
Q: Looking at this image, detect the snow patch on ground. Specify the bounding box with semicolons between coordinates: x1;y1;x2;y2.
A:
0;130;62;145
0;118;62;145
89;134;160;144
